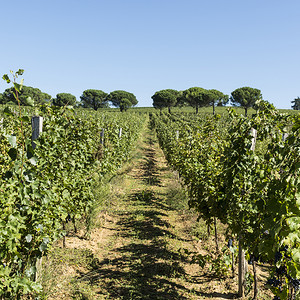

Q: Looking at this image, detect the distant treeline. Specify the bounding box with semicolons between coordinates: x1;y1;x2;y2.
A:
0;84;299;113
0;87;138;112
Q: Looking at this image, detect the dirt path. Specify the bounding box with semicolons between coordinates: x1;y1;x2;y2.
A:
88;124;207;299
44;121;270;299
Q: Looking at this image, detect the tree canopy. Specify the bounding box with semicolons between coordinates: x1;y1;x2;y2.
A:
119;98;132;112
52;93;77;107
182;87;209;114
0;85;51;106
291;97;300;110
106;90;138;111
230;87;262;116
204;89;229;114
80;89;108;110
151;89;179;113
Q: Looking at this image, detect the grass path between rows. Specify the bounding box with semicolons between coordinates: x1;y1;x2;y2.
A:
43;120;270;300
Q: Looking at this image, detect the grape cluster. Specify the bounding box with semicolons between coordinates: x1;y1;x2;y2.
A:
280;245;291;259
248;254;259;265
290;278;300;292
267;277;281;287
227;238;233;248
276;265;287;276
274;251;283;263
65;213;72;222
267;256;299;299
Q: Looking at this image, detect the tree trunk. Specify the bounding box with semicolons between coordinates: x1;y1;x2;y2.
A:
245;107;248;117
72;216;77;233
213;101;215;115
253;260;258;299
232;252;235;277
63;222;66;248
214;217;219;252
168;107;171;114
196;105;199;114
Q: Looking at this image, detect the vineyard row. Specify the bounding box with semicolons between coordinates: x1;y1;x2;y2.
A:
151;102;300;299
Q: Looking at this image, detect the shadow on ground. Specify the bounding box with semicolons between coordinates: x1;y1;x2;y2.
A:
132;136;162;186
74;186;199;299
72;131;238;299
130;189;174;211
73;193;237;298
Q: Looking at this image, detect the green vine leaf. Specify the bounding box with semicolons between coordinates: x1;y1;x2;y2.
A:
25;234;33;243
16;69;24;76
8;148;18;161
7;135;17;147
3;107;14;116
2;74;10;83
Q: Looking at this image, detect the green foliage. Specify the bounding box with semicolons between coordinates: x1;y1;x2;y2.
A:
0;130;11;178
230;86;262;116
205;89;229;114
190;246;234;278
253;99;274;111
1;85;51;106
119;98;132;112
80;89;108;110
244;272;254;296
107;90;138;111
291;97;300;110
151;89;179;113
182;87;209;113
0;70;146;298
52;93;77;107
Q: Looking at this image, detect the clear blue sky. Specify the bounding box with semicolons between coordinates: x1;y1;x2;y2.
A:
1;0;299;109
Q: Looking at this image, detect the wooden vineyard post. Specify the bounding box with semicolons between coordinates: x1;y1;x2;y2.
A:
0;118;3;129
100;128;105;145
250;128;257;151
119;128;122;138
282;133;289;142
31;116;43;149
31;116;44;282
238;236;246;298
35;256;43;282
251;128;258;299
176;130;179;140
238;128;257;297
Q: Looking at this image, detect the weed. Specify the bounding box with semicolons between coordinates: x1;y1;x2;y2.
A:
71;281;99;300
165;182;189;211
